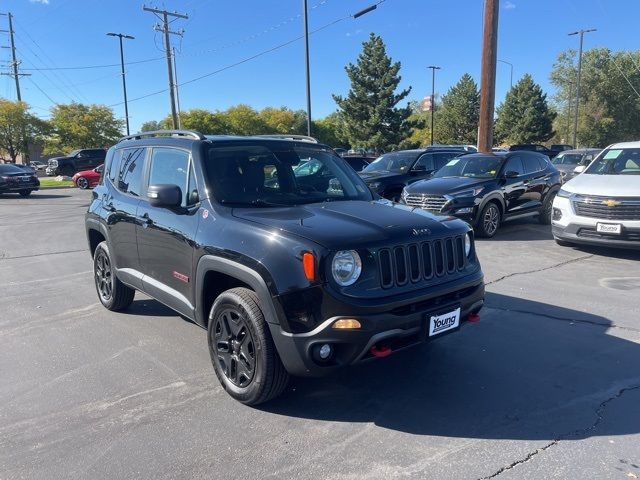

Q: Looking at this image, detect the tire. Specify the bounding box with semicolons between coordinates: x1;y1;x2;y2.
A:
93;241;135;311
476;202;501;238
208;287;289;406
76;176;89;189
18;190;32;197
539;190;557;225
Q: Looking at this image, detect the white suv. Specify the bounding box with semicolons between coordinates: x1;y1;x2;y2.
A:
552;141;640;249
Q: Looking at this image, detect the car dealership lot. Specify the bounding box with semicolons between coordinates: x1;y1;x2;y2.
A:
1;189;639;480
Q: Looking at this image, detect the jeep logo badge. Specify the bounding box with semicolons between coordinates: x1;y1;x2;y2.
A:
412;227;431;236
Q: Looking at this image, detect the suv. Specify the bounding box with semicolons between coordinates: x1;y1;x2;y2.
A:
359;148;465;201
47;148;106;177
401;151;562;237
552;141;640;249
85;130;485;405
509;144;558;158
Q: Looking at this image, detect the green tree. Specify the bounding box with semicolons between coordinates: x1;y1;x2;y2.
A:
0;99;48;162
494;74;556;144
45;103;123;153
435;73;480;144
140;120;161;132
177;109;228;134
333;33;413;151
312;112;348;147
220;104;268;135
550;48;640;147
259;107;307;134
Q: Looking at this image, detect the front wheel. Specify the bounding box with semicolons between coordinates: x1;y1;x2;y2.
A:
539;190;557;225
93;241;135;311
208;287;289;406
476;203;501;238
76;176;89;189
18;190;32;197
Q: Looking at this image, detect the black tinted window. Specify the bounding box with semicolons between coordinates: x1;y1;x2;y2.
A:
415;153;435;171
117;148;145;196
435;152;460;169
107;149;120;182
148;148;191;207
523;155;542;174
504;156;525;175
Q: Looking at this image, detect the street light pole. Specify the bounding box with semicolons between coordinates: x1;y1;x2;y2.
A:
107;32;135;136
498;59;513;89
568;28;596;148
302;0;312;137
427;66;440;145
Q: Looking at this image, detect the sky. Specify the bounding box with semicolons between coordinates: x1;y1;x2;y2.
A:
0;0;637;132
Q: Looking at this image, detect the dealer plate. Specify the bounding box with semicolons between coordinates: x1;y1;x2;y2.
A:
596;223;622;235
428;307;461;337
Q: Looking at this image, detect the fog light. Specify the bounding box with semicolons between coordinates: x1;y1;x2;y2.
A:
552;208;562;221
319;344;332;360
333;318;362;329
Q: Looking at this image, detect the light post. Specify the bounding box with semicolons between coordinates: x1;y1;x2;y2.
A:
428;65;440;145
498;59;513;88
568;28;596;147
302;1;378;137
107;32;135;135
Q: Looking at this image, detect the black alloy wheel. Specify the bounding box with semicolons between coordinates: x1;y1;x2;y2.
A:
95;248;113;303
93;241;135;311
212;308;256;388
478;203;501;238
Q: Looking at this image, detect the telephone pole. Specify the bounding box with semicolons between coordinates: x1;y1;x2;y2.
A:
428;66;440;145
143;6;187;129
0;12;30;101
477;0;499;153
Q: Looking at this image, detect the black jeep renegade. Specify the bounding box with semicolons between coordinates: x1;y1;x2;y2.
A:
85;130;485;405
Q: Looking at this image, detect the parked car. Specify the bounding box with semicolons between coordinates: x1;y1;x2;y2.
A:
13;163;36;173
401;151;562;237
492;147;508;153
334;148;348;157
509;144;560;158
46;148;106;177
551;148;601;182
426;144;478;153
72;164;104;189
341;155;370;172
550;144;574;155
552;141;640;249
358;148;465;201
29;161;46;171
85;129;485;405
0;163;40;196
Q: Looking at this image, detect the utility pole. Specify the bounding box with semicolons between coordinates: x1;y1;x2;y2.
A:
143;6;187;129
477;0;499;153
568;28;596;148
427;66;440;145
302;0;312;137
0;12;30;102
107;33;134;136
173;46;181;129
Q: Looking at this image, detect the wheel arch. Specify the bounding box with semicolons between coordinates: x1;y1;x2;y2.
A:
475;194;505;224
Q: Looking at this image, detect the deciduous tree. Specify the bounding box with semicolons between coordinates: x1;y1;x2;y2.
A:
0;99;48;162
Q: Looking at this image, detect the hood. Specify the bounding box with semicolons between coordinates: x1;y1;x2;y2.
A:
405;176;493;195
231;200;464;249
563;174;640;197
358;171;402;183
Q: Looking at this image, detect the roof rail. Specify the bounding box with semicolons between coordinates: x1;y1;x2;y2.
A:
118;129;206;143
255;134;318;143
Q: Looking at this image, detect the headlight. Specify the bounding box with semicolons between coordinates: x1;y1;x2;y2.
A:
331;250;362;286
465;233;472;257
401;188;409;201
368;181;381;191
449;187;484;198
557;188;573;198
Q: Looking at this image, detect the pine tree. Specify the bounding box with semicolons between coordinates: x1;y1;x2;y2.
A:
435;73;480;144
494;74;556;144
332;33;412;151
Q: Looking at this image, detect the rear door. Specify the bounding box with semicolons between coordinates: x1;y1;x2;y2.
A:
136;147;201;318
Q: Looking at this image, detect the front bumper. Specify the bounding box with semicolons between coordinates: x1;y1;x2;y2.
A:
552;196;640;249
269;272;485;377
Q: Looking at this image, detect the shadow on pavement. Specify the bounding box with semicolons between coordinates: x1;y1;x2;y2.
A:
262;292;640;441
0;193;73;200
126;298;178;317
476;218;554;242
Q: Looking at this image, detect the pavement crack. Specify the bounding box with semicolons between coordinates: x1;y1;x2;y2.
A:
478;384;640;479
486;254;594;286
0;248;88;261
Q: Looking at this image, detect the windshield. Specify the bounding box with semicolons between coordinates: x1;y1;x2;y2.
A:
68;149;81;157
362;151;419;174
0;164;24;174
552;153;582;165
434;155;503;179
585;148;640;175
205;143;373;206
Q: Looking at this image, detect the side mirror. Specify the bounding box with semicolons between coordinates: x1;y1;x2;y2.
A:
148;184;182;208
504;170;520;179
573;165;586;174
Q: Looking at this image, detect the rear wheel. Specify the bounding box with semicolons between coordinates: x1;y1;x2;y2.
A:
76;176;89;189
208;287;289;405
539;190;557;225
18;190;32;197
476;202;501;238
93;241;135;311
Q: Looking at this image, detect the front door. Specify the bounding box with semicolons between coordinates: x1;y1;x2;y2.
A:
501;156;529;215
136;147;200;318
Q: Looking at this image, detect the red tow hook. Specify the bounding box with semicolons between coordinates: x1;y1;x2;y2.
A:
468;313;481;323
370;345;392;358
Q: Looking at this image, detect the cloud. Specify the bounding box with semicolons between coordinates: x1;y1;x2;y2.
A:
30;0;50;4
504;1;516;9
346;29;363;38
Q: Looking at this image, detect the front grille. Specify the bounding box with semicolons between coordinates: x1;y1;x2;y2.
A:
405;194;448;213
377;235;468;288
578;228;640;242
573;195;640;221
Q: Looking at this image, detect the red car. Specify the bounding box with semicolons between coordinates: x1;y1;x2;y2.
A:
72;164;103;189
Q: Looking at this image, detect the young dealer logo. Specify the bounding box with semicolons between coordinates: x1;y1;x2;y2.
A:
432;314;457;333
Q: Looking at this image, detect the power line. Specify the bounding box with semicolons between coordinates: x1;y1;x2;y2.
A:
611;56;640;100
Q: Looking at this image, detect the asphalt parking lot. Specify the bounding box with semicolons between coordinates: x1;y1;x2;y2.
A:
1;188;639;480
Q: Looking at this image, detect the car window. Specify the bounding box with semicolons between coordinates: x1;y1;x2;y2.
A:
107;149;121;182
435;152;460;169
294;158;323;177
117;148;146;197
552;153;582;165
148;148;191;207
504;157;525;176
523;155;542;174
586;148;640;175
415;153;435;171
363;151;419;174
